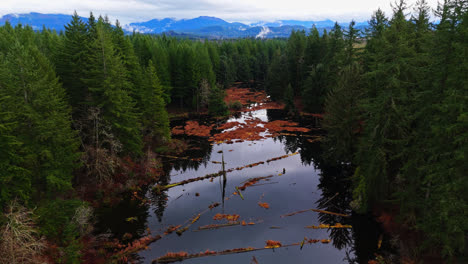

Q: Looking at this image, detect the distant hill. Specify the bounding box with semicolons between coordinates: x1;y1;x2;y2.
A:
0;12;88;32
0;12;368;38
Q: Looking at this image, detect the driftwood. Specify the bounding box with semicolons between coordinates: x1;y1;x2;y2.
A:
280;208;350;218
153;153;299;192
152;238;331;263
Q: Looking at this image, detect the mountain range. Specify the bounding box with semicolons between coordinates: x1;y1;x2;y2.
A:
0;12;369;39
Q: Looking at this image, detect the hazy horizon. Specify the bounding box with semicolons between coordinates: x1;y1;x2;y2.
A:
1;0;441;24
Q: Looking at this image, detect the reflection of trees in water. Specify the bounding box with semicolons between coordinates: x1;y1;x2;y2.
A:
267;109;323;166
313;150;382;263
267;109;382;264
152;135;214;222
167;137;213;172
150;174;169;223
95;190;150;240
273;135;322;166
317;164;354;250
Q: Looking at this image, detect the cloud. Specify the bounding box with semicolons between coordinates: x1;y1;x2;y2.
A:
1;0;441;24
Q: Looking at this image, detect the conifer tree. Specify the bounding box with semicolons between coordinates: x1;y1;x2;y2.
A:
266;49;289;101
0;95;30;210
284;83;297;115
0;40;79;198
55;11;88;114
84;21;142;154
208;85;228;116
343;21;361;65
141;61;171;141
323;63;362;163
287;30;307;94
355;0;415;207
112;20;144;106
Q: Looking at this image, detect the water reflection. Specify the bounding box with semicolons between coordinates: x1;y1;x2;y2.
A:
266;109;382;263
150;175;169;223
96;109;383;264
95;191;150;240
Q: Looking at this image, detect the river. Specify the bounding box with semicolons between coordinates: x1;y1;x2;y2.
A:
97;107;383;264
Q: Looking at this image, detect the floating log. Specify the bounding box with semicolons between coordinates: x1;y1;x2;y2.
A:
153;153;299;192
152;237;332;263
280;208;350;218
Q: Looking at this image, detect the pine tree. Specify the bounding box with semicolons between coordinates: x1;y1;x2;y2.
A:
265;49;289;101
0;40;79;198
112;20;144;107
287;30;307;94
84;21;142;155
55;11;89;114
302;63;329;113
141;61;171;141
404;0;468;256
355;0;415;207
208;85;228;116
323;63;362;163
0;95;30;210
343;21;361;65
283;83;297;115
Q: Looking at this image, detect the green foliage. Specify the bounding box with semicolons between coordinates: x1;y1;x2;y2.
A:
141;61;171;141
55;11;89;112
36;199;86;263
287;30;307;94
84;21;142;155
208;86;229;116
323;63;362;163
0;96;30;210
0;4;466;260
228;100;243;111
0;37;79;199
283;84;297;115
322;0;468;258
266;49;289;101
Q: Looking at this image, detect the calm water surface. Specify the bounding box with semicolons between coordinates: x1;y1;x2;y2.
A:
98;108;382;264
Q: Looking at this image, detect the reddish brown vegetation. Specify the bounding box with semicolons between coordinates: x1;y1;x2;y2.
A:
155;251;189;262
208;202;220;210
258;202;270;209
112;235;163;262
218;121;242;130
210;119;310;143
264;120;310;134
163;225;181;235
171;121;214;137
213;214;240;222
265;240;282;248
152;237;334;263
305;223;352;229
281;208;350;218
154;247;256;263
266;152;299;163
78;155;164;207
238;176;273;191
224;88;267;106
196;222;240;231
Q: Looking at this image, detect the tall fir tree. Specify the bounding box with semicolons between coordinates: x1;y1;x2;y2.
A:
55;11;89;115
84;21;142;155
141;61;171;141
0;40;79;199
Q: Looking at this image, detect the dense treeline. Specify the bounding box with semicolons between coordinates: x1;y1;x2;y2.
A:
0;11;288;262
0;0;466;262
320;0;467;259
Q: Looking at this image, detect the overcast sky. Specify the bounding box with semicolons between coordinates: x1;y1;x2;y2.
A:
1;0;441;24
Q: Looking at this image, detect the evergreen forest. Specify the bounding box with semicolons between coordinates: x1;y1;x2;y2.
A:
0;0;466;263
